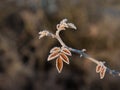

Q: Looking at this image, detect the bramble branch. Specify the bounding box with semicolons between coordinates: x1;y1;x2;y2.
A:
39;19;120;79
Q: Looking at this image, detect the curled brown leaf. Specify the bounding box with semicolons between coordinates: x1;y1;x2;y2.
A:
100;67;106;79
96;62;107;79
96;65;102;73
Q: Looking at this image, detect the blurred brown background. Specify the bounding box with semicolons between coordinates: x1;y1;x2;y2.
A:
0;0;120;90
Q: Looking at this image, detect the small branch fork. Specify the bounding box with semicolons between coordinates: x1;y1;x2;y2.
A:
39;19;120;79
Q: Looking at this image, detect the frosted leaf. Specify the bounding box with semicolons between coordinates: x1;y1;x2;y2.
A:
39;30;49;39
56;57;63;73
60;18;68;24
57;18;77;31
96;64;102;73
67;23;77;30
47;52;59;61
50;47;60;53
61;47;72;56
96;62;107;79
100;66;106;79
60;53;69;64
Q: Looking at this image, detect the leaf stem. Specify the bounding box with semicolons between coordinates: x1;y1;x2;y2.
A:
56;30;67;47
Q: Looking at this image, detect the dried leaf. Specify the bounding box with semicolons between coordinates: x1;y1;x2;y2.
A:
56;57;63;73
39;30;49;39
50;47;60;53
60;18;68;24
60;53;69;64
39;35;44;39
100;67;106;79
47;52;59;61
96;65;102;73
67;23;77;30
61;47;72;56
57;19;77;31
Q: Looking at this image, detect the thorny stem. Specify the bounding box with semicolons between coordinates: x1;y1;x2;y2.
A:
68;47;99;64
39;19;120;78
55;30;100;65
69;47;120;77
54;30;120;77
55;31;98;65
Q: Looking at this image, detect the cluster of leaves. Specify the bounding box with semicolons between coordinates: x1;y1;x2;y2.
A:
56;18;77;31
47;47;71;73
39;19;120;79
96;62;106;79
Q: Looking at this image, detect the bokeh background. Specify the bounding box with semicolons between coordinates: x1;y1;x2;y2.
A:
0;0;120;90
